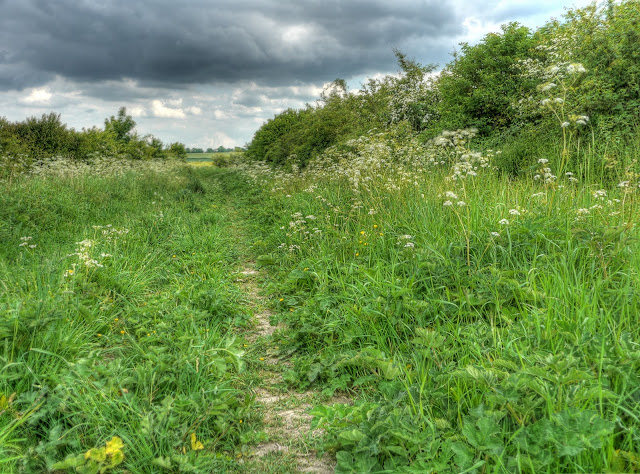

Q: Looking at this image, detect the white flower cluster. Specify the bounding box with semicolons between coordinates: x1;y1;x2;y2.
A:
24;157;185;179
68;239;103;269
396;234;415;249
592;189;607;200
534;159;557;184
18;236;37;249
92;225;130;242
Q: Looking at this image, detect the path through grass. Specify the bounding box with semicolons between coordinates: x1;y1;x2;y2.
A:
3;160;640;473
0;164;334;473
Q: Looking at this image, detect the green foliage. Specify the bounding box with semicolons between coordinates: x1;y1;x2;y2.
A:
245;108;310;165
0;166;255;472
233;134;640;472
0;108;188;170
166;142;188;160
52;436;125;473
245;62;438;167
0;112;73;159
245;0;640;176
432;22;537;135
539;2;640;140
104;106;136;143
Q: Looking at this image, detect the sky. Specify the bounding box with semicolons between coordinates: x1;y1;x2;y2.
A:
0;0;596;149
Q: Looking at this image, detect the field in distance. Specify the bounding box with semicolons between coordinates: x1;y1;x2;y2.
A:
186;152;243;162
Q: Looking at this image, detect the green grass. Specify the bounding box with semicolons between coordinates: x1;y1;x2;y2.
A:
186;152;242;162
2;147;640;472
0;164;263;472
230;140;640;473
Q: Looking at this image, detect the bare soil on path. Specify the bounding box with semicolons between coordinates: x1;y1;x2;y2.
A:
235;264;344;473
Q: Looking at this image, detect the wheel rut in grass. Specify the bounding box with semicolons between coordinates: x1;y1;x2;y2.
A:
236;263;337;473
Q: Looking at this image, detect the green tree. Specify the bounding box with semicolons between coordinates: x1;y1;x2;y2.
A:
433;22;536;135
104;107;136;143
167;142;187;160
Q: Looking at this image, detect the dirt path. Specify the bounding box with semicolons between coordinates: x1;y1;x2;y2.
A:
236;264;337;473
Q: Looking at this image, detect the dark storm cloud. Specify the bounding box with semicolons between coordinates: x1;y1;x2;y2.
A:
0;0;461;91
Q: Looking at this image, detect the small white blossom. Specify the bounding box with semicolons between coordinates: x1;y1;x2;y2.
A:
499;219;510;225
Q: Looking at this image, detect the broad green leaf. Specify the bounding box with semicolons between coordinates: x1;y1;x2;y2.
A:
338;429;366;443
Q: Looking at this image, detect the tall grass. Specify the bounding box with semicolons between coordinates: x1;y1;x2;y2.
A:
232;136;640;472
0;163;255;472
3;148;639;472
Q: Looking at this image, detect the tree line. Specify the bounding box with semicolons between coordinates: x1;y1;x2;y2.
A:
186;146;245;154
246;1;639;176
0;107;187;161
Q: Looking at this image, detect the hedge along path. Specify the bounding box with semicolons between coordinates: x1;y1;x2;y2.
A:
236;263;336;473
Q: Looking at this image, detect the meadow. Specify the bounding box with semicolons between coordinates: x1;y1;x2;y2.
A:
235;129;640;473
186;153;243;165
2;135;639;472
2;2;640;472
0;161;285;472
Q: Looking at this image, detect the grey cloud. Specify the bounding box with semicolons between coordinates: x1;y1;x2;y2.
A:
234;91;266;108
0;0;462;91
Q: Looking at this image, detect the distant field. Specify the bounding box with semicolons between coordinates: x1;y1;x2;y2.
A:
186;152;242;162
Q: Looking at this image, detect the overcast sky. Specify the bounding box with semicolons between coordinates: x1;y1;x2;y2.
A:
0;0;595;149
